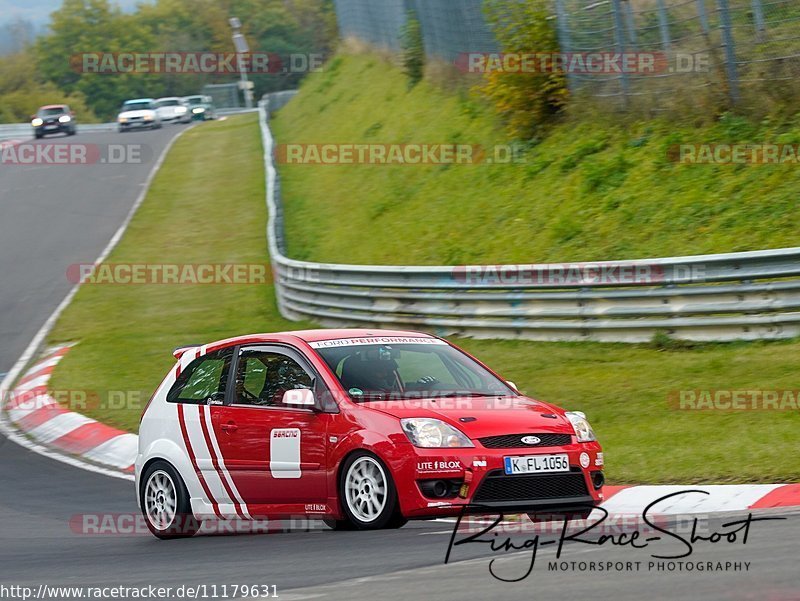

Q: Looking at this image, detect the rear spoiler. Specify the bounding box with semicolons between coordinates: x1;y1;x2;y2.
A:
173;345;201;360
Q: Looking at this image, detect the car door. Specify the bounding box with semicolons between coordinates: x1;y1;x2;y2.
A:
210;345;329;507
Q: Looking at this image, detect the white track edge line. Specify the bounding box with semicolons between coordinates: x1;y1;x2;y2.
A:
0;124;196;481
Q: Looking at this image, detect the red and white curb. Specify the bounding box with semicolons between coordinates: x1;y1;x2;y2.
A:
3;345;136;475
599;483;800;513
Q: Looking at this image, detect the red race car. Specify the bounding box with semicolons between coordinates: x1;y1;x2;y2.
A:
136;329;604;538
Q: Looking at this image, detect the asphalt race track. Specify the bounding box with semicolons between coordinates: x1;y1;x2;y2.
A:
0;126;797;601
0;126;180;374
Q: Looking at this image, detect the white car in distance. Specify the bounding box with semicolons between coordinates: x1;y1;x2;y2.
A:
155;97;191;124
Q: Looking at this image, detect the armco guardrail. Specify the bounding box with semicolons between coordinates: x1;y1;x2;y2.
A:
259;96;800;343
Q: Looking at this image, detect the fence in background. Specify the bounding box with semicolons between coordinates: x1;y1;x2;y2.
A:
333;0;498;60
261;95;800;343
332;0;800;107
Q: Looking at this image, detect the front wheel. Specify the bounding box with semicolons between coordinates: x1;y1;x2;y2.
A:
140;461;198;539
338;452;404;530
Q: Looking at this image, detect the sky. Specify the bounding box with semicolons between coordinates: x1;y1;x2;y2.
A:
0;0;139;27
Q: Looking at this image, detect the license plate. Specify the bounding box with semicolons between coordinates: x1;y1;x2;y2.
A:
45;125;57;130
504;454;570;475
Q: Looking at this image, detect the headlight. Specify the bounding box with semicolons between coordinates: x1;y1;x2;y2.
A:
59;115;71;123
118;117;128;123
400;418;474;448
565;411;597;442
31;118;43;126
175;106;187;114
143;114;153;121
192;107;205;114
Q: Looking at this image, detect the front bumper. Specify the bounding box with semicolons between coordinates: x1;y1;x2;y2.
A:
119;120;156;129
33;123;71;135
391;441;604;518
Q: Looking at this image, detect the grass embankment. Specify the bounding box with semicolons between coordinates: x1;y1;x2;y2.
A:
273;53;800;265
45;93;799;484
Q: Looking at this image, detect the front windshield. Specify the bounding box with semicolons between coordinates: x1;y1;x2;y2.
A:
313;339;515;401
122;102;152;111
185;96;203;105
156;99;179;107
38;107;66;116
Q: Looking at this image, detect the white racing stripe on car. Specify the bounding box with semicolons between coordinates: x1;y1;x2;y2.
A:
82;434;138;469
27;412;94;443
182;404;241;517
202;405;251;519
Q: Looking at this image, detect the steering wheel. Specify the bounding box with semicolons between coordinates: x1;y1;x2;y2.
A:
414;375;440;389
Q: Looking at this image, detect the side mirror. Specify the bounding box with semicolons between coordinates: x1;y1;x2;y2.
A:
282;388;315;407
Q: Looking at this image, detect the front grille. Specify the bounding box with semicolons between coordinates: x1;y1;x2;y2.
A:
473;469;589;502
478;433;572;449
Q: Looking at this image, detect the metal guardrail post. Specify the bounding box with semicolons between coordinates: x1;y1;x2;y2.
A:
554;0;576;95
716;0;740;105
696;0;710;35
751;0;766;42
611;0;630;108
656;0;672;51
623;0;638;49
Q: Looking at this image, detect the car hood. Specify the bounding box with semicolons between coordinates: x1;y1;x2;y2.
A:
365;395;575;437
119;109;155;118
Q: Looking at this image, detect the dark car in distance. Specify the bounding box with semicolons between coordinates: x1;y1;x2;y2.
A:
32;105;77;139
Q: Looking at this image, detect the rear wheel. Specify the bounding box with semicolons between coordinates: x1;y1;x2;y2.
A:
140;460;198;539
338;452;404;530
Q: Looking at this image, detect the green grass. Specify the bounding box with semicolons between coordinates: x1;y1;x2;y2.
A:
273;53;800;265
42;96;799;485
46;114;313;432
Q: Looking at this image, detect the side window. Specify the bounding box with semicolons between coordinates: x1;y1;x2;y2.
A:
167;349;232;404
234;349;313;407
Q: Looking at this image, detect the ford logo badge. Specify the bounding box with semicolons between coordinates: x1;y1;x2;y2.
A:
521;436;541;445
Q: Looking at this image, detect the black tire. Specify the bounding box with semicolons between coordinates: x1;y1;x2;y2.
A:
140;460;199;539
68;127;76;136
337;451;403;530
34;133;43;139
